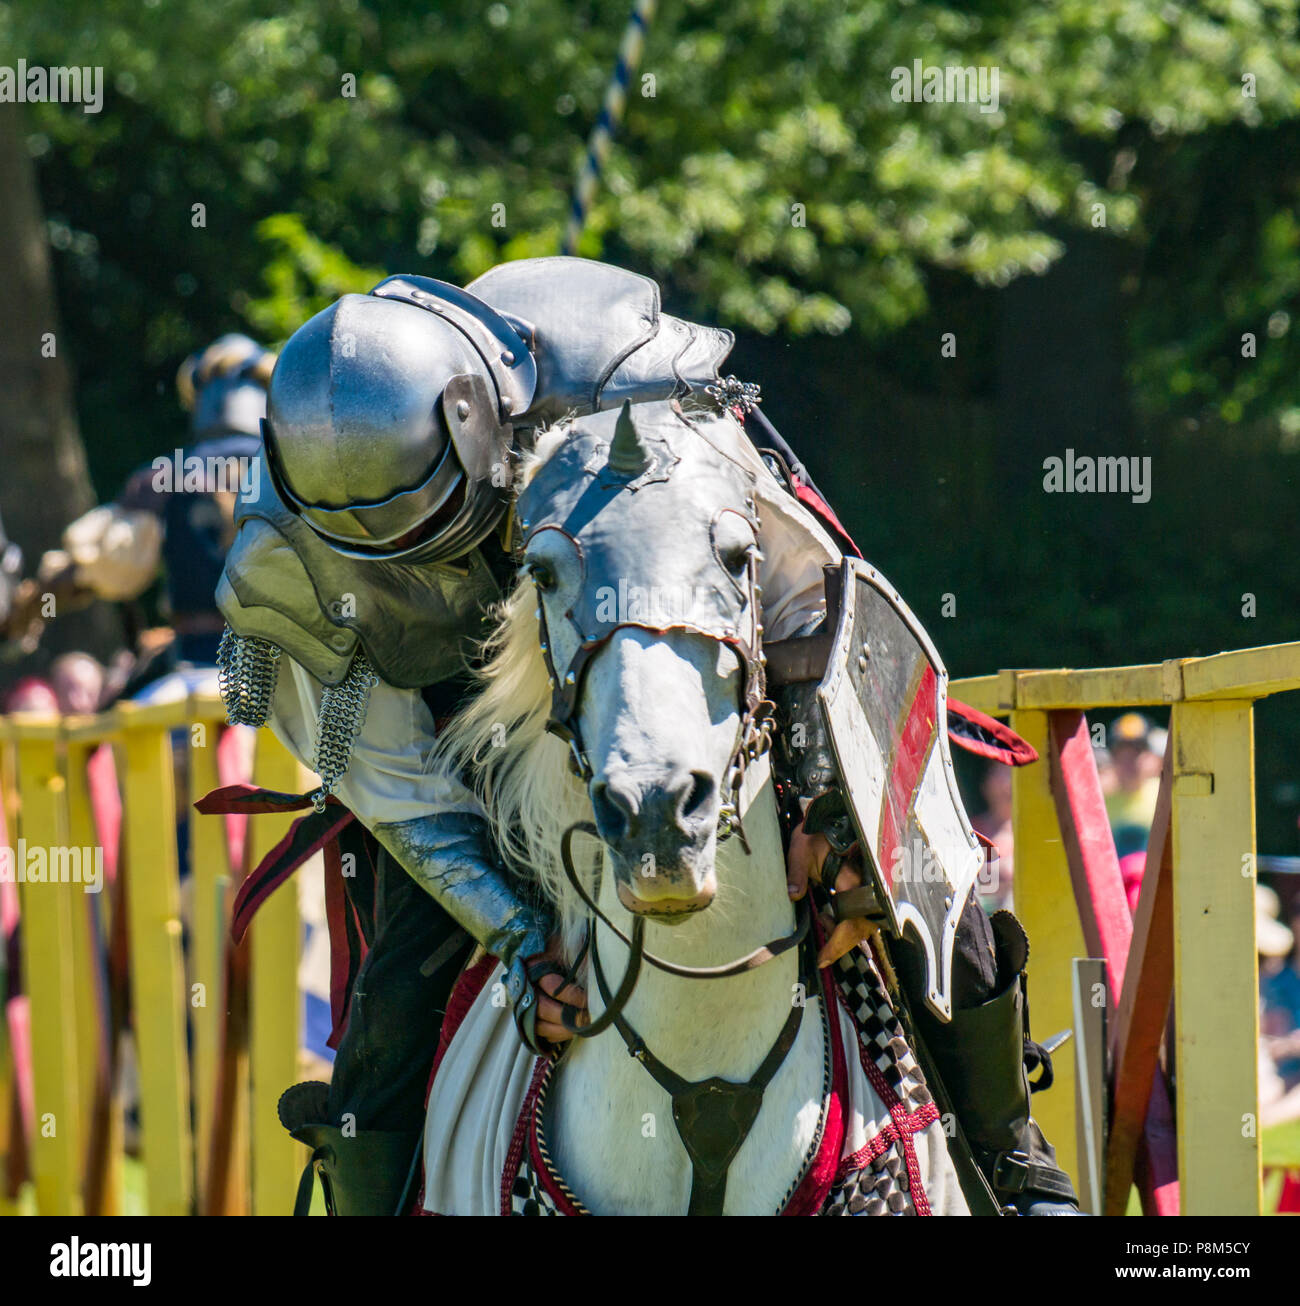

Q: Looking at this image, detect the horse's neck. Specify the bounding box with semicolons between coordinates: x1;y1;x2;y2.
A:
588;762;800;1078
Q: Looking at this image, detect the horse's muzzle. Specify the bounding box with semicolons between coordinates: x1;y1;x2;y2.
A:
590;768;719;914
615;876;714;922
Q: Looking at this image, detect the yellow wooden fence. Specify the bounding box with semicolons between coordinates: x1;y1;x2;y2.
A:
953;639;1300;1217
2;639;1295;1216
0;693;307;1216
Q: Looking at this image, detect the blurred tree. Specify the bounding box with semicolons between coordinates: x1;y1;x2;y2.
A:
0;105;120;660
3;0;1299;463
3;0;1300;837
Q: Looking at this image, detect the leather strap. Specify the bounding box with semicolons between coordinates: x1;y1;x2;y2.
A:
560;822;809;982
591;929;806;1216
991;1150;1079;1202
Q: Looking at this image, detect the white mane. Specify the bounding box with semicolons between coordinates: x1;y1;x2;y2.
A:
435;423;592;945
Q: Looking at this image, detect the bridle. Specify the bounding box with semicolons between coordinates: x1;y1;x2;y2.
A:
557;822;810;1036
526;536;806;1022
528;560;776;848
515;401;818;1213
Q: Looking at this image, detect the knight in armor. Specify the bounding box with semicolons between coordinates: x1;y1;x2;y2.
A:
213;257;1080;1216
7;334;274;696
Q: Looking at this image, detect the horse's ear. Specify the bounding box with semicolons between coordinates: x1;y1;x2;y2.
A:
609;399;651;476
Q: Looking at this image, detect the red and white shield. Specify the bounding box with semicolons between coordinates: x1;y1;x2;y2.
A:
816;560;985;1020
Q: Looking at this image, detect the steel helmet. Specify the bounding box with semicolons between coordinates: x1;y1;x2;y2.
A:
176;333;275;438
262;275;536;565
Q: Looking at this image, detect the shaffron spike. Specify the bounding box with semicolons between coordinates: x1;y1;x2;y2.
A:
608;399;652;476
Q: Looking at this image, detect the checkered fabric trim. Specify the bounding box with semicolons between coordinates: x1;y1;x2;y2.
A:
510;1156;566;1216
832;944;933;1114
822;1144;918;1217
509;1060;590;1216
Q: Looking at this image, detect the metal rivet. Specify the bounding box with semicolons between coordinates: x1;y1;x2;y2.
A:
564;671;576;686
456;399;470;420
858;655;868;671
330;633;350;651
501;350;515;366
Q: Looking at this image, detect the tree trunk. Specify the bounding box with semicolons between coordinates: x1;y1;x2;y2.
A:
0;105;121;671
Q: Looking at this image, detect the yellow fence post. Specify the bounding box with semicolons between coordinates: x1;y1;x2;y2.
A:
248;734;305;1216
0;737;17;1216
1009;708;1087;1190
118;705;193;1215
188;716;226;1203
14;724;83;1215
1169;700;1261;1215
64;740;108;1191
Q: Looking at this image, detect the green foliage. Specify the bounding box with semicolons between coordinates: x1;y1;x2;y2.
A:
4;0;1300;842
5;0;1300;427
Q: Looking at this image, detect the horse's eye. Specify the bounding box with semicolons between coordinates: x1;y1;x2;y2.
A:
526;560;556;592
722;545;752;578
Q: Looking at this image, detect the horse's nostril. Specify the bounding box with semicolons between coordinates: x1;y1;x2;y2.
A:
591;780;634;842
681;772;715;822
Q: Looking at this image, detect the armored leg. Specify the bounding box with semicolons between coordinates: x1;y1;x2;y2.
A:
280;844;475;1215
895;900;1083;1215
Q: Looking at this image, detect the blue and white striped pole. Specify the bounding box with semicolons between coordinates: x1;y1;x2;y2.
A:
560;0;657;257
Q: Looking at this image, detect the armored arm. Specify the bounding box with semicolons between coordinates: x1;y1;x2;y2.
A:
371;811;552;1049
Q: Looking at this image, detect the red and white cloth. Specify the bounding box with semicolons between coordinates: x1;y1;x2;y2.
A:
416;943;968;1217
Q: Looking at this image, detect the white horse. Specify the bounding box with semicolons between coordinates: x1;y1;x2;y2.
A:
418;401;968;1216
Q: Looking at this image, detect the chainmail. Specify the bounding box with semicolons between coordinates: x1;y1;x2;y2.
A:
216;625;283;727
309;649;380;812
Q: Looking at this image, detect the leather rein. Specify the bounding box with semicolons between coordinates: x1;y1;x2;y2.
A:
557;820;814;1216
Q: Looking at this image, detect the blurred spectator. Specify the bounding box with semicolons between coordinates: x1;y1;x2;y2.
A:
1;335;273;686
49;651;106;715
1105;712;1163;857
972;761;1014;912
1;676;58;714
1259;886;1300;1129
1262;887;1300;1092
1094;742;1116;797
1119;850;1146;916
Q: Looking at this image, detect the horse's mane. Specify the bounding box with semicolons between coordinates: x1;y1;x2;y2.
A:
434;423;592;944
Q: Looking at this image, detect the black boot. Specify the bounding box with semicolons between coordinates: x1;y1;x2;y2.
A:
898;907;1084;1215
279;1082;421;1216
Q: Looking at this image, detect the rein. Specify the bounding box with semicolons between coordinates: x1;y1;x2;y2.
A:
557;818;813;1215
557;820;813;1211
559;822;809;1021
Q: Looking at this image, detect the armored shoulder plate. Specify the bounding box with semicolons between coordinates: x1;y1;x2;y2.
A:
466;256;734;424
217;453;501;689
